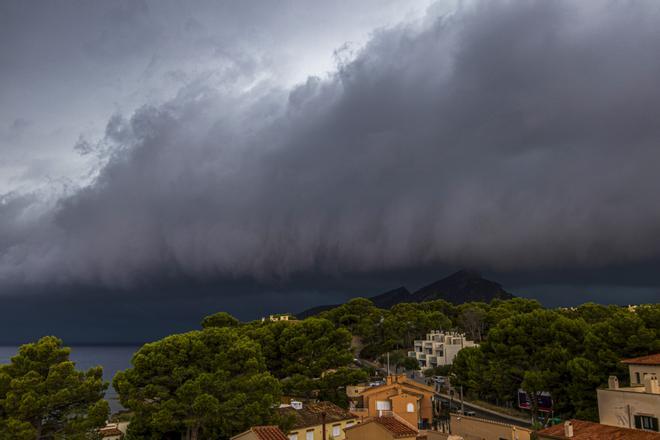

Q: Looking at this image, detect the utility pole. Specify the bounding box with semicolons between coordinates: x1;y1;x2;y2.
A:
321;412;326;440
387;352;390;376
449;388;454;434
460;385;464;414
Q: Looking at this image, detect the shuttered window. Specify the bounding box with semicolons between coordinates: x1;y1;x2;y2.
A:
635;415;659;431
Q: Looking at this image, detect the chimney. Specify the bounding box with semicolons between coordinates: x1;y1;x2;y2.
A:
564;421;574;438
644;375;659;394
608;376;619;389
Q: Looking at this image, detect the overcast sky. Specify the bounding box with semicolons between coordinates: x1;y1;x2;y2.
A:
1;0;659;343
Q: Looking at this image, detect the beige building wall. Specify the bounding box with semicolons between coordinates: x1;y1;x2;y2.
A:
355;375;435;426
390;393;419;428
628;364;660;386
597;387;660;429
287;419;357;440
449;414;532;440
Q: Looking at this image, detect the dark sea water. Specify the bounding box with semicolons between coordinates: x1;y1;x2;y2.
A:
0;345;139;414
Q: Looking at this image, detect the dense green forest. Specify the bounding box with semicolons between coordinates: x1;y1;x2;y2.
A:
1;299;658;439
318;297;659;421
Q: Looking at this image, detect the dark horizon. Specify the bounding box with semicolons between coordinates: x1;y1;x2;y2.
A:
2;0;660;345
1;265;657;345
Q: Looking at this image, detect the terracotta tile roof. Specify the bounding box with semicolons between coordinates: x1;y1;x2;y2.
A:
277;401;356;429
621;353;660;365
99;427;124;437
537;419;660;439
373;416;419;438
251;426;289;440
360;376;434;396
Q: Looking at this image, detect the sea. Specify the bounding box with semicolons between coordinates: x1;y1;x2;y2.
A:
0;345;139;414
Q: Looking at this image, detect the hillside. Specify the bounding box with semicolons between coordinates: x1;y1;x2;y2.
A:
296;270;515;318
411;269;514;304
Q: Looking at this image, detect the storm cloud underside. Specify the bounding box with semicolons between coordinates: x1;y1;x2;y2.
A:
2;0;660;294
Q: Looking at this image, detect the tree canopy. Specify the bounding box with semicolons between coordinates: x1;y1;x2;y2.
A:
0;336;109;440
113;327;281;440
452;303;660;421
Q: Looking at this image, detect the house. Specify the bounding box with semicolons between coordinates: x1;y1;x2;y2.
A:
344;415;418;440
350;374;437;429
232;426;290;440
408;331;477;368
99;423;125;440
262;314;296;322
622;354;660;386
277;401;358;440
536;419;660;439
597;353;659;432
447;414;531;440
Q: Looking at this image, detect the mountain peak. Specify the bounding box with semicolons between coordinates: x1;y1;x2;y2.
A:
412;270;512;304
296;270;514;318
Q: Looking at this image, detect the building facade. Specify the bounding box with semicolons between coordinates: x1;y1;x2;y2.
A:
597;354;660;433
447;414;531;440
349;374;437;429
597;354;660;432
409;331;477;368
262;314;295;322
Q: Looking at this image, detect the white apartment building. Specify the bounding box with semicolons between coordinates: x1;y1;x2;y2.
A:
408;331;477;368
597;353;660;433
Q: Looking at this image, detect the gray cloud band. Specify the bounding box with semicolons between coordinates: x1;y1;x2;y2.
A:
2;0;660;287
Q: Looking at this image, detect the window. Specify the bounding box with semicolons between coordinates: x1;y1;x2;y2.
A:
376;400;391;411
406;403;415;413
636;372;641;384
289;434;298;440
332;425;341;437
306;430;314;440
634;415;659;432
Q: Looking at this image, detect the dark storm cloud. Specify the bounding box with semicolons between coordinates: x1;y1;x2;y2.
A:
2;0;660;290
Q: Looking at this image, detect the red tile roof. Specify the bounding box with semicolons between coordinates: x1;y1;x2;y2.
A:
277;401;356;429
251;426;289;440
537;419;660;439
99;427;123;437
373;416;419;438
621;353;660;365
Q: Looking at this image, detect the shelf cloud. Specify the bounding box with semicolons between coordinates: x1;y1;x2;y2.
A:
3;0;660;291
